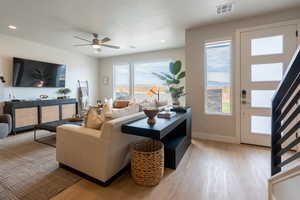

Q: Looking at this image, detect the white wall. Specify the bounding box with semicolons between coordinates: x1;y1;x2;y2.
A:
273;175;300;200
186;7;300;141
98;47;185;101
0;34;100;113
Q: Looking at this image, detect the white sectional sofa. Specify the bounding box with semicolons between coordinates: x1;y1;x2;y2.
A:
56;112;146;185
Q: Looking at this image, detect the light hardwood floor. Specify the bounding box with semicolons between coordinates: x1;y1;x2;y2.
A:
52;140;271;200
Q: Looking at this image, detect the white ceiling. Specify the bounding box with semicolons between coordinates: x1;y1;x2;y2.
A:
0;0;299;58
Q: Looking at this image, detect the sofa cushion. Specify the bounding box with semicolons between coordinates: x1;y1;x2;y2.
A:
105;103;139;119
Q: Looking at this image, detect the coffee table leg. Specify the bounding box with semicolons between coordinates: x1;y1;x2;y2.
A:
34;127;37;141
34;128;56;147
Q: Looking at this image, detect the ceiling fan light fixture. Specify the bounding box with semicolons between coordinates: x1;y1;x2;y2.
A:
92;44;101;49
8;25;17;30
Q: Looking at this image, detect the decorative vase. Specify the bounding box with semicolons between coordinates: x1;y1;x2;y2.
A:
143;109;159;125
172;97;180;107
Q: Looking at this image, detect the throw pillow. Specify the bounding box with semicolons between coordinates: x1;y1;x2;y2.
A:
113;100;130;108
85;107;105;129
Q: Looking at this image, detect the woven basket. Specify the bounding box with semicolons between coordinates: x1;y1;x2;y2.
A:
130;139;164;186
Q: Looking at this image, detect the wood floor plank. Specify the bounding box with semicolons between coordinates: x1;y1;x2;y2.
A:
52;139;273;200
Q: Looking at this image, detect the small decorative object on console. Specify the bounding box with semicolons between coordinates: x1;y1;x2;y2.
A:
143;108;159;125
157;111;176;119
147;87;160;102
171;106;190;113
57;88;71;99
39;95;48;99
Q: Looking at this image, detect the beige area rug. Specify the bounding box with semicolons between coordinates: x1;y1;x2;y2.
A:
0;131;81;200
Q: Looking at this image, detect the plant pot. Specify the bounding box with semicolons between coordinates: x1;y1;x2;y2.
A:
143;109;159;125
172;97;180;107
57;96;69;99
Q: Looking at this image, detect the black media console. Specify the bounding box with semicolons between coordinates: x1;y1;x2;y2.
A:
4;99;78;134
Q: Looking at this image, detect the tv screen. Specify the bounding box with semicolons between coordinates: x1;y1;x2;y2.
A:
12;57;66;88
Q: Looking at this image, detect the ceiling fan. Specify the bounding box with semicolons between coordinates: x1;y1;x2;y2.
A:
73;33;120;51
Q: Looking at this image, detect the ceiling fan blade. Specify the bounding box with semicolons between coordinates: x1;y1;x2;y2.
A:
101;44;120;49
73;44;92;46
74;36;91;43
101;37;111;43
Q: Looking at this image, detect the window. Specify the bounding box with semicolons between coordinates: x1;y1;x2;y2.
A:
251;35;283;56
113;61;171;102
134;61;170;102
113;64;130;100
204;40;232;114
251;115;271;135
251;63;283;82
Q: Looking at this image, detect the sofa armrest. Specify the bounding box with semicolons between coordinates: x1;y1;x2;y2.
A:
101;112;145;140
56;124;112;181
57;124;102;139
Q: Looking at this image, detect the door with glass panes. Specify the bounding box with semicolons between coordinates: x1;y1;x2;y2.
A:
241;24;299;146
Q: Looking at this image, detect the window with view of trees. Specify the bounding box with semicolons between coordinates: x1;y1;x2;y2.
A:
113;61;171;102
204;40;232;114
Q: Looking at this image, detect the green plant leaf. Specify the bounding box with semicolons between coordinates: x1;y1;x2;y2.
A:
161;72;175;80
166;79;175;85
169;60;181;75
152;72;168;81
177;71;186;79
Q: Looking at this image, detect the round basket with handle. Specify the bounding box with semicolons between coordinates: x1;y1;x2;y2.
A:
130;139;164;186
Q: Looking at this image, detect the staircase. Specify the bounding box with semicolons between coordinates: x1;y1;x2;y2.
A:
269;45;300;200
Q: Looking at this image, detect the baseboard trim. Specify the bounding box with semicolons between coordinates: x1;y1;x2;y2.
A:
192;132;240;144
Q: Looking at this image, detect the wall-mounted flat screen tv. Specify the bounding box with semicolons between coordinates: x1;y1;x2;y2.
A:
12;57;66;88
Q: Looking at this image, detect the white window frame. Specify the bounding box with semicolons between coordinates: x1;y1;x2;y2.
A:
113;60;172;100
113;63;132;100
204;38;233;116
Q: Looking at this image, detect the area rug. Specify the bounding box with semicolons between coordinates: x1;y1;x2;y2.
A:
0;131;81;200
35;134;56;147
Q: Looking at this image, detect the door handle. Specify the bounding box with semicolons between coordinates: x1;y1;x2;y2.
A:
241;90;247;99
241;90;249;105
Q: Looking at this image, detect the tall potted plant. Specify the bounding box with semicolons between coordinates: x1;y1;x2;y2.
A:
153;60;186;106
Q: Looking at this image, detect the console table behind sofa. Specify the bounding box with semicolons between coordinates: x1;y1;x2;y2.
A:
4;99;78;135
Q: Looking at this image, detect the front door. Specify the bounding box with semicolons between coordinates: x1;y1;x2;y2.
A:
241;24;298;146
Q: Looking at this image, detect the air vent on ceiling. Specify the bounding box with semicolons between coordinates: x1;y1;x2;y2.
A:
217;2;234;15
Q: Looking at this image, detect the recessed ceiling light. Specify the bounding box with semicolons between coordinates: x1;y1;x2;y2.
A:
161;40;166;43
8;25;17;30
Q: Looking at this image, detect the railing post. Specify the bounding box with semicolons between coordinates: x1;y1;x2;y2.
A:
271;102;282;176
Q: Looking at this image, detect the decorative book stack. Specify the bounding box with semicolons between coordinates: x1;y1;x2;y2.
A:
157;111;176;119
